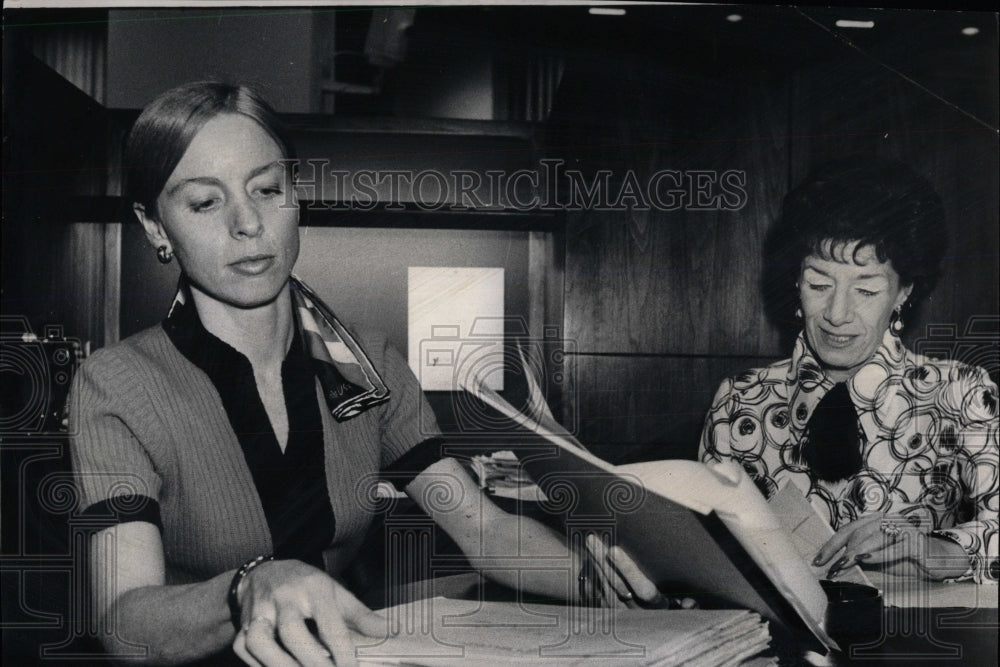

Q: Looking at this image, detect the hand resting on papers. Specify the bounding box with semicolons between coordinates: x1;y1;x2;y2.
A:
814;513;974;581
229;558;385;667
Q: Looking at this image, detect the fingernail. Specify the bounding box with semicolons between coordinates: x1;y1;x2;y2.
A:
826;556;849;579
646;593;671;609
856;553;871;561
812;554;824;566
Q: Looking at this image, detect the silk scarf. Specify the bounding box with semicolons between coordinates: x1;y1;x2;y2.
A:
167;275;390;421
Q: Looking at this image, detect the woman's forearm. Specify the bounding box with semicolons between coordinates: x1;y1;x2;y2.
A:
100;572;235;664
89;522;237;663
471;511;579;602
407;458;582;602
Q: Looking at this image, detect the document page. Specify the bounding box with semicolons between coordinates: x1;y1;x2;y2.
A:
767;481;872;588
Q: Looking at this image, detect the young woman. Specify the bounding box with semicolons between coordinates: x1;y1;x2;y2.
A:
70;82;657;666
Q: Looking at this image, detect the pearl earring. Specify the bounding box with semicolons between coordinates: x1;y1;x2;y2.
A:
890;307;904;334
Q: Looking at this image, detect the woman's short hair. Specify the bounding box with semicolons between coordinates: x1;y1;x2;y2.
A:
764;155;948;329
123;81;294;219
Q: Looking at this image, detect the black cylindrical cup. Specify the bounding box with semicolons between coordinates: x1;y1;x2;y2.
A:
821;579;884;649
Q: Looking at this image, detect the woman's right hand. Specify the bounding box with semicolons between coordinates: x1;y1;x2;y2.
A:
581;534;697;610
231;559;385;667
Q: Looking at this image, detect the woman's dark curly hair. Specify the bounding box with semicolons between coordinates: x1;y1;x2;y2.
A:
763;156;948;341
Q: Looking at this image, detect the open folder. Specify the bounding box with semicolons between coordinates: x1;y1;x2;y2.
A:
460;372;840;654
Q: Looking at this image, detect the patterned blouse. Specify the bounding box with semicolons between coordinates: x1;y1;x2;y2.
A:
699;329;999;583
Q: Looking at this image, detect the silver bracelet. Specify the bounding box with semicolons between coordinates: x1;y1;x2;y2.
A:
228;555;274;630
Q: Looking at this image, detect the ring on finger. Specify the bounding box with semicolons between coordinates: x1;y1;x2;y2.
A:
578;570;601;607
244;616;275;633
879;520;902;542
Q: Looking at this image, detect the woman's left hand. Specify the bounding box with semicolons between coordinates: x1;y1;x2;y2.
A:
814;514;972;581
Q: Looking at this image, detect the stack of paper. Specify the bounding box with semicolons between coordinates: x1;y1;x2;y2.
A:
355;597;773;666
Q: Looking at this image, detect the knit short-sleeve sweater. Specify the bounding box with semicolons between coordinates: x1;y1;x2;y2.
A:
69;320;439;583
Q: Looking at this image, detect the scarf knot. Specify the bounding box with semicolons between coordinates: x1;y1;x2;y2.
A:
794;382;863;482
167;275;390;421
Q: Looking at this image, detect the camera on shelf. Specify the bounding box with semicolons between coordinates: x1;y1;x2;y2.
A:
0;316;83;437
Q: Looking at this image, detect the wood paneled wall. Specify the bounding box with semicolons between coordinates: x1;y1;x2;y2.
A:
554;51;999;464
788;48;1000;351
2;48;115;349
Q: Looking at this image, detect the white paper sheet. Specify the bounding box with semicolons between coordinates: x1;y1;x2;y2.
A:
408;266;504;391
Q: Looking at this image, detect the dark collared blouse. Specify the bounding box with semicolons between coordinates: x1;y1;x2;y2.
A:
70;300;441;581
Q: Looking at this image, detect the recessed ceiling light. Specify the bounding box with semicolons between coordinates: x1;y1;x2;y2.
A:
726;14;742;23
589;8;626;17
835;19;875;29
962;26;980;36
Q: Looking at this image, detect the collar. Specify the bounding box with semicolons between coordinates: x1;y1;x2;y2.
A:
162;286;248;376
786;328;908;443
162;275;389;422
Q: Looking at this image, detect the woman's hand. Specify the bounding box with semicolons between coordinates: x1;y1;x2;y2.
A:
580;534;696;609
231;559;385;667
814;514;972;581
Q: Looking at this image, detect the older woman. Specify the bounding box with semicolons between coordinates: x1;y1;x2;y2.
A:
69;82;657;666
700;157;998;584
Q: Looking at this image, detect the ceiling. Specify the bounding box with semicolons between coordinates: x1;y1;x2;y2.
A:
398;5;996;127
3;4;996;128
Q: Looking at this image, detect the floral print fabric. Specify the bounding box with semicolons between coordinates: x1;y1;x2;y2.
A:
700;329;999;583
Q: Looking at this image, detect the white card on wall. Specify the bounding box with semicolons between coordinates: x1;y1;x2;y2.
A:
408;266;505;391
